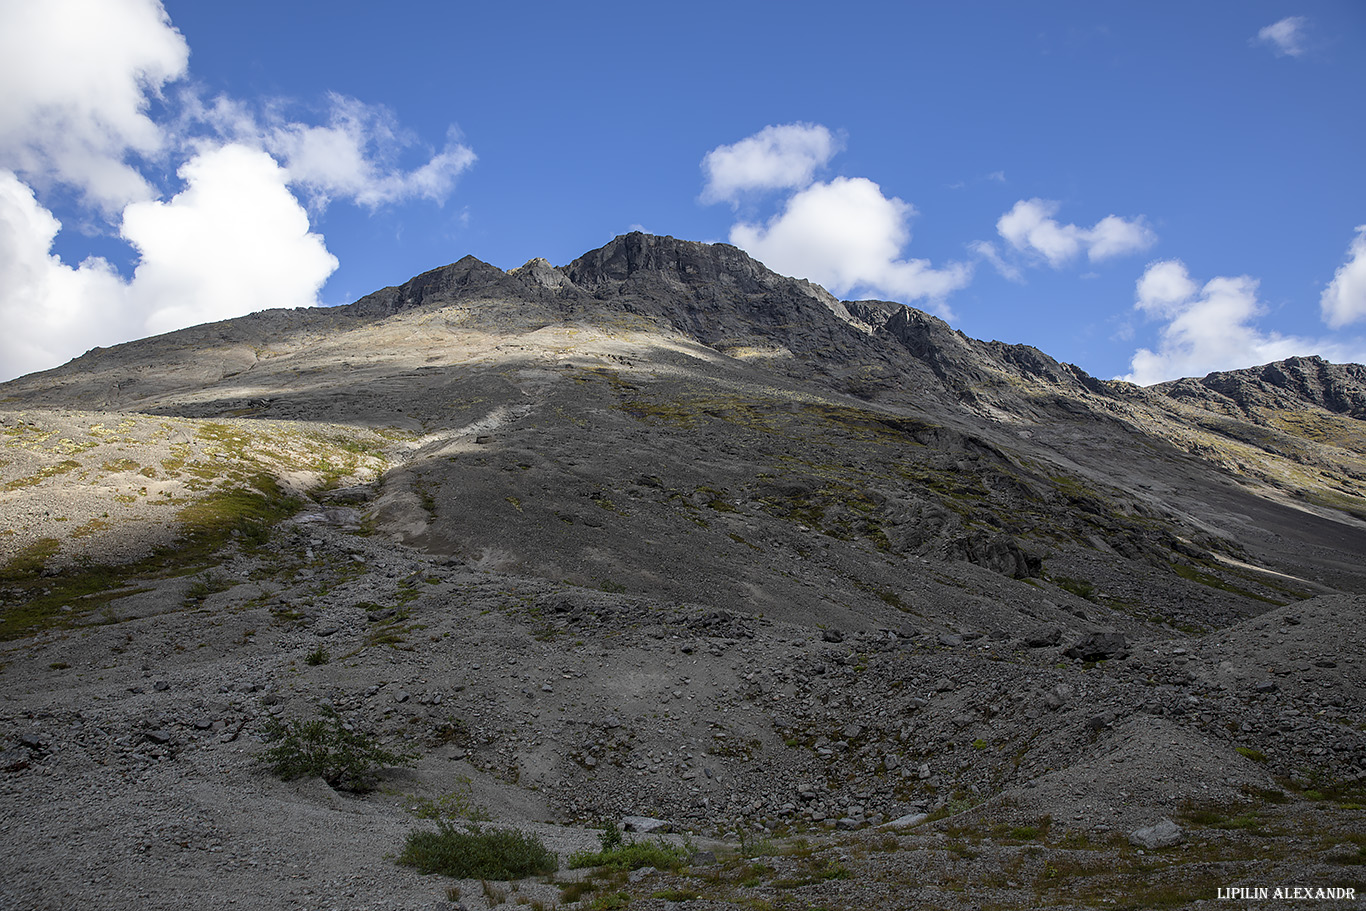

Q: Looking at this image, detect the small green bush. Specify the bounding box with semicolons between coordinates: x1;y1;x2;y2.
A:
304;647;330;666
398;823;558;879
257;706;415;792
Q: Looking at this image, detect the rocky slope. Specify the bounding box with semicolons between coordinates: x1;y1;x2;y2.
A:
1;233;1363;909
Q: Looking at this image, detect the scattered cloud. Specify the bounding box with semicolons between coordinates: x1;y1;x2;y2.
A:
1253;16;1308;58
968;240;1022;282
1321;225;1366;329
996;198;1155;268
703;126;970;311
1133;259;1197;315
700;122;840;205
258;95;475;210
0;147;338;380
987;170;1007;183
0;0;472;382
1121;259;1365;385
0;0;189;212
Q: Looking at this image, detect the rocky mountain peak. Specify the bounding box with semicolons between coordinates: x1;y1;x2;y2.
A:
564;232;843;309
1161;355;1366;419
349;254;510;319
566;232;768;289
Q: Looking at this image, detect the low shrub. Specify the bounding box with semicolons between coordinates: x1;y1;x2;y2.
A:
398;822;558;879
257;706;415;792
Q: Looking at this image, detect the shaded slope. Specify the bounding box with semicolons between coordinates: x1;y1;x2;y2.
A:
3;233;1365;626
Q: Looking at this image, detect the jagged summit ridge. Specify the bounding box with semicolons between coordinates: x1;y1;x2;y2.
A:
3;232;1363;430
563;232;837;304
1162;356;1366;420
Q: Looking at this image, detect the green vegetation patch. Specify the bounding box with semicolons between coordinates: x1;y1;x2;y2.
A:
569;822;691;873
257;706;416;793
1171;563;1282;605
398;823;558;879
2;458;82;492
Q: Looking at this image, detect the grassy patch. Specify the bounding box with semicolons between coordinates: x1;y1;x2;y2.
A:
569;838;691;873
1052;575;1099;602
0;474;299;640
1172;563;1281;604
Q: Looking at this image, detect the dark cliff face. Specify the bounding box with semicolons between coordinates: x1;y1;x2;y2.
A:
564;232;782;295
347;255;516;319
1160;356;1366;420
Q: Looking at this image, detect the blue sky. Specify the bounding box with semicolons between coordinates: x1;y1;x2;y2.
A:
2;1;1364;384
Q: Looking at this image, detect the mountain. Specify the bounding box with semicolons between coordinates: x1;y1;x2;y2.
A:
2;233;1363;909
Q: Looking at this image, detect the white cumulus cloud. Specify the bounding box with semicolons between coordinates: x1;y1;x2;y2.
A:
0;0;189;211
0;0;474;382
1321;225;1366;329
997;198;1155;268
0;170;132;378
1121;259;1366;385
1253;16;1308;57
123;144;338;335
700;122;840;205
730;176;971;307
0;147;338;381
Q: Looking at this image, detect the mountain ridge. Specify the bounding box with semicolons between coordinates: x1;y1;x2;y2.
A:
4;231;1364;599
12;232;1361;421
3;232;1365;909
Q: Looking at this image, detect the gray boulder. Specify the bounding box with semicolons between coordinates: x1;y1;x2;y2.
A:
1064;631;1128;661
1023;624;1064;647
1129;818;1183;849
622;815;670;834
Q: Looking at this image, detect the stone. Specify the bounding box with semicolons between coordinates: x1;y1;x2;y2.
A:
1064;631;1128;661
1129;818;1183;849
622;816;670;834
1;749;31;771
821;628;845;643
1042;685;1072;710
883;812;928;829
1023;624;1064;647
